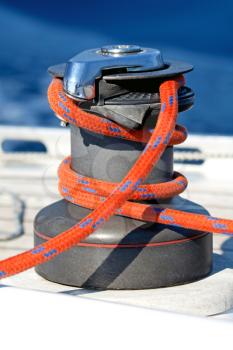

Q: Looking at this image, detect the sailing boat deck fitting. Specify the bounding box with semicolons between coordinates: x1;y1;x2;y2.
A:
33;45;212;289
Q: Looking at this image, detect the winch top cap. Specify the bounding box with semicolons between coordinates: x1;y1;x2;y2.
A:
48;45;193;100
63;45;165;100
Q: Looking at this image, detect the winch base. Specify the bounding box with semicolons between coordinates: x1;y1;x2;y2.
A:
34;197;212;290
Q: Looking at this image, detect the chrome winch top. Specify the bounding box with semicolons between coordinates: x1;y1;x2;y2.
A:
49;44;193;101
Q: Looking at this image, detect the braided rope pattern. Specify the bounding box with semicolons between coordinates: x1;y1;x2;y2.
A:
0;76;232;280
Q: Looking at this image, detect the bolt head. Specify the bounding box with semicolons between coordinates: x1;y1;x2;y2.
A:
60;120;68;128
101;45;142;55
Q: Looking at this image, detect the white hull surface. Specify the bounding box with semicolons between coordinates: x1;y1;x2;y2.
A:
0;126;233;338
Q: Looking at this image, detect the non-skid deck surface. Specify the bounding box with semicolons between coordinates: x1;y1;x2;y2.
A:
0;127;233;317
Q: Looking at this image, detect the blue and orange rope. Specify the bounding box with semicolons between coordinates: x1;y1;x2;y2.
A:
0;75;232;280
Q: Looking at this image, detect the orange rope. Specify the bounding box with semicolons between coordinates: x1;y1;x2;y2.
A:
0;76;232;280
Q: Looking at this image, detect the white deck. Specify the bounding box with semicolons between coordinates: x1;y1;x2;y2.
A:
0;126;233;319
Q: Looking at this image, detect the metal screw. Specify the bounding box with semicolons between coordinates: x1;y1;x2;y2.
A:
60;121;68;128
101;45;142;55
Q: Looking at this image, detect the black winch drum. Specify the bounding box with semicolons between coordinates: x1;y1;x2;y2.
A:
34;45;212;289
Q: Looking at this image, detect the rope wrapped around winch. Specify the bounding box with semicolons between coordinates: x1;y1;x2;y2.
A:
0;75;232;280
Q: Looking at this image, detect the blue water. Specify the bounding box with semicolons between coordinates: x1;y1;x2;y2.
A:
0;1;233;135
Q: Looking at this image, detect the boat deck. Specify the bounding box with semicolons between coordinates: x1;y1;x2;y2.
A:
0;126;233;319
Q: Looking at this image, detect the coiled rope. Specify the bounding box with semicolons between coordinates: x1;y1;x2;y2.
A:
0;75;232;280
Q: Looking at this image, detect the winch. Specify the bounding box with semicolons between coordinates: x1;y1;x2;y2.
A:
33;45;212;289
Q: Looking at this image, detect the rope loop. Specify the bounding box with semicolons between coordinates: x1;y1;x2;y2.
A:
0;75;232;280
